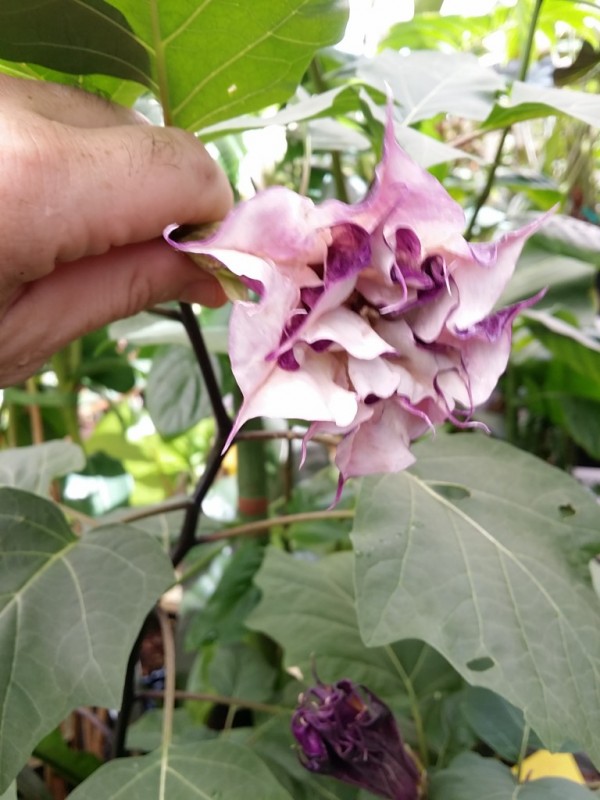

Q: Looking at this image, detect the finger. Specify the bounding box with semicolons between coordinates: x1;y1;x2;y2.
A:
0;240;226;387
0;73;144;128
1;118;233;283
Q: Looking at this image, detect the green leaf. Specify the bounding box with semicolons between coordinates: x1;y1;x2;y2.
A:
110;0;349;128
199;85;361;140
0;488;173;792
429;752;594;799
352;433;600;763
248;549;460;706
186;541;265;649
68;740;293;799
0;783;15;800
145;345;213;437
109;307;231;354
461;687;542;762
0;0;150;84
522;310;600;384
529;215;600;267
355;50;505;125
556;396;600;460
498;244;596;308
127;708;215;752
502;81;600;129
34;728;102;785
0;441;85;495
208;642;277;703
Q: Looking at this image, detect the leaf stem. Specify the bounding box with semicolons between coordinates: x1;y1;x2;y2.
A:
516;723;531;782
384;646;429;768
138;689;289;716
309;58;349;203
149;0;172;125
196;509;355;545
158;608;176;752
465;0;544;239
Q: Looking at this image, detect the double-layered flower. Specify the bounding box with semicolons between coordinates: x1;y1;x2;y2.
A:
291;677;423;799
166;110;546;488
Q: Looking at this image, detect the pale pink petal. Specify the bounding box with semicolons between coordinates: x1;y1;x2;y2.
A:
228;270;300;395
165;187;329;265
231;348;358;442
448;211;554;329
335;399;428;480
303;308;392;359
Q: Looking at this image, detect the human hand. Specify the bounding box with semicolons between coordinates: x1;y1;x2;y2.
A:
0;75;233;387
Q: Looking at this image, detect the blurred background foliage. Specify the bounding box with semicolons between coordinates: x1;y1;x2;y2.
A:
1;0;600;797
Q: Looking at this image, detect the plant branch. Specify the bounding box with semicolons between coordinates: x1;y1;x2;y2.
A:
112;618;150;759
516;723;531;782
196;509;354;545
465;0;544;239
308;59;349;203
170;303;232;566
158;608;176;797
384;646;429;768
138;689;289;716
235;428;339;447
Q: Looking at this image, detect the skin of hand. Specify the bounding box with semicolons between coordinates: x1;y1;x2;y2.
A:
0;75;233;387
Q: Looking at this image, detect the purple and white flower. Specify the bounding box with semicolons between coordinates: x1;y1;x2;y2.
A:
166;109;547;490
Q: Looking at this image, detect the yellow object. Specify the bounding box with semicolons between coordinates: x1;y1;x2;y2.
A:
514;750;585;785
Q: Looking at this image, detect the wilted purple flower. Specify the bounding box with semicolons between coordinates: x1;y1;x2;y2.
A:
166;106;549;492
291;678;423;799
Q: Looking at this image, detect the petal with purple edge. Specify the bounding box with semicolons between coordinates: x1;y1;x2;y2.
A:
325;223;372;284
228;270;300;396
166;186;329;265
441;291;545;405
448;211;554;329
226;348;358;451
303;307;392;360
335;399;427;481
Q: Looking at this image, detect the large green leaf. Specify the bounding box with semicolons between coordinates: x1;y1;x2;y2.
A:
248;549;460;707
498;244;596;308
0;441;85;495
68;740;293;799
429;752;594;799
355;50;505;125
352;433;600;764
0;488;173;792
1;0;348;129
0;0;150;84
110;0;349;128
509;81;600;129
522;310;600;384
145;345;212;437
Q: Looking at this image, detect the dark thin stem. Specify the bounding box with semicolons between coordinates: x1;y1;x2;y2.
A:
179;303;231;434
172;432;231;564
465;0;544;239
148;305;184;322
112;618;149;759
170;303;232;566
